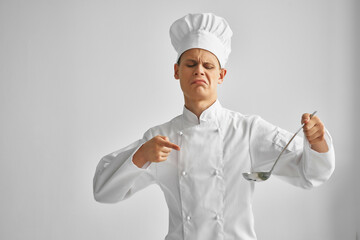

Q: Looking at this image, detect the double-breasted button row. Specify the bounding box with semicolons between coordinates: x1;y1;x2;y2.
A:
184;214;222;222
181;169;221;177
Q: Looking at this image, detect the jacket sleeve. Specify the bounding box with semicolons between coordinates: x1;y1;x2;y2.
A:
249;116;335;189
93;129;156;203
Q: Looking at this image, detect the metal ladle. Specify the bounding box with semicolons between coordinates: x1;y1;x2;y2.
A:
242;111;317;182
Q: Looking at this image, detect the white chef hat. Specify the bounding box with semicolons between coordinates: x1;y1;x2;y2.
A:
169;13;233;68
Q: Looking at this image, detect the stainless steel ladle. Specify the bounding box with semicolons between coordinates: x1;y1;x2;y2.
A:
242;111;317;182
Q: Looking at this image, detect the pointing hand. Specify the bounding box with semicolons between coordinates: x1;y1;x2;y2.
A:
133;135;180;168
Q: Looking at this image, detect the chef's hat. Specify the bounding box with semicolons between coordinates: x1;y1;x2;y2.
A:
169;13;233;68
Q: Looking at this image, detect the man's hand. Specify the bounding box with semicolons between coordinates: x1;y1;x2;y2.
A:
301;113;329;153
132;135;181;168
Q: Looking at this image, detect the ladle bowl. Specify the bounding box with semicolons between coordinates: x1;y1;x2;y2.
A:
242;172;271;182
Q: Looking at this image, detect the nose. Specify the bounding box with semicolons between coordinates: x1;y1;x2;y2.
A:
193;64;205;76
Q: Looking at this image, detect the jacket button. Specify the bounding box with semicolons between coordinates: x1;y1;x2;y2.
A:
186;216;191;221
178;131;183;136
182;171;187;176
214;169;220;176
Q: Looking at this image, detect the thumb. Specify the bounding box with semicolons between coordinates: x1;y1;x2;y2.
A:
301;113;311;125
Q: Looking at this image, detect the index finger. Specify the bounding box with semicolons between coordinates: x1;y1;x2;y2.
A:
162;139;181;151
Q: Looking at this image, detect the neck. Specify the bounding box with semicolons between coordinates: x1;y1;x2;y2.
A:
184;96;217;119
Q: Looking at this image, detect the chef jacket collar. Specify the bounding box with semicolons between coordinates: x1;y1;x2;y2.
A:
183;99;222;125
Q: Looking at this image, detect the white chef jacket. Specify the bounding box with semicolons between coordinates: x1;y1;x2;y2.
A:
93;100;335;240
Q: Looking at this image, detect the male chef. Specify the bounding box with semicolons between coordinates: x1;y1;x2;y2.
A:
93;13;335;240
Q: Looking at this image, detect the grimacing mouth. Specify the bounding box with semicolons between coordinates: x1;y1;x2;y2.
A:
191;79;208;85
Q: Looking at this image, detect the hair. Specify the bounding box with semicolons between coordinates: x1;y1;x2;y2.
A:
176;53;183;65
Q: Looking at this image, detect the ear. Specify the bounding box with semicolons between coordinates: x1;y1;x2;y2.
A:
218;68;227;84
174;63;180;80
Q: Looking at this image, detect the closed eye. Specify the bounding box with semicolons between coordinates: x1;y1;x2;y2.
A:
185;60;197;68
204;63;215;69
204;65;214;69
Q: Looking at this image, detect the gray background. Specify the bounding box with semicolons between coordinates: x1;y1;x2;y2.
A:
0;0;358;239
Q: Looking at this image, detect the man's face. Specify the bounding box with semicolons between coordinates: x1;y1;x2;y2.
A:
174;48;227;103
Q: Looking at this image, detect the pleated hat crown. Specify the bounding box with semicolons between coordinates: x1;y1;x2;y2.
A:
169;13;233;68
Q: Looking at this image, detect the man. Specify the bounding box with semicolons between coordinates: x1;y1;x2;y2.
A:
93;13;335;240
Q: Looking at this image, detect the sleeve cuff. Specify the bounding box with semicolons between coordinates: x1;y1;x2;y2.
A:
129;140;152;170
303;128;336;186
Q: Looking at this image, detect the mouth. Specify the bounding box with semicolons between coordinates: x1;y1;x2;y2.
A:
191;79;207;85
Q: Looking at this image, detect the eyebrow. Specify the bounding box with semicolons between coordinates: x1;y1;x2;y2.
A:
184;59;215;65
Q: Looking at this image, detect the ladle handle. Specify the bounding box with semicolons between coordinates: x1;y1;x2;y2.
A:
269;111;317;173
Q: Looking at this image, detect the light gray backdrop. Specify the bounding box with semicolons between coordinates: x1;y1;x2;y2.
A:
0;0;358;239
